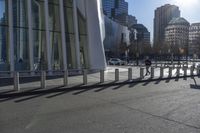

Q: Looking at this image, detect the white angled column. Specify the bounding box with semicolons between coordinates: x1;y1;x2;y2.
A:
44;0;52;72
27;0;34;73
59;0;67;70
8;0;14;72
73;0;81;69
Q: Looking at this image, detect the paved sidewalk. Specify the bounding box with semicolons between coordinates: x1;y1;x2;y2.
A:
0;77;200;133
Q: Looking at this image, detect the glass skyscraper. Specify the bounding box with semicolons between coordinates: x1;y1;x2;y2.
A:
102;0;128;26
0;0;106;73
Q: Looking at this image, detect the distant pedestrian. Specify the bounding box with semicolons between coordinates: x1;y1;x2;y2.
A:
145;57;151;76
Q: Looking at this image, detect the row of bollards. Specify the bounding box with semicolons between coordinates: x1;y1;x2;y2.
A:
12;66;200;91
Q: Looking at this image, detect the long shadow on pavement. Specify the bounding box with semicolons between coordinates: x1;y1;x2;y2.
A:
94;81;116;92
154;79;162;84
143;78;154;86
0;76;197;103
165;78;171;83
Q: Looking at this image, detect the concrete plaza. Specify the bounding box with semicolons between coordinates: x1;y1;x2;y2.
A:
1;76;200;133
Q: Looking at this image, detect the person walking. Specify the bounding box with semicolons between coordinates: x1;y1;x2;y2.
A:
145;57;151;76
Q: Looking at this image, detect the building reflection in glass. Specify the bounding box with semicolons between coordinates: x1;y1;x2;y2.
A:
0;0;9;71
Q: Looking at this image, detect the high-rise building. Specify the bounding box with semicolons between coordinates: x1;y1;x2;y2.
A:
131;24;150;45
0;0;106;72
129;24;151;56
165;17;190;55
0;10;7;64
154;4;180;47
102;0;128;26
189;23;200;56
104;16;130;58
102;0;115;18
128;15;137;28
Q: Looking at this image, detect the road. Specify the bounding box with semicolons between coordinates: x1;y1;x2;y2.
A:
1;77;200;133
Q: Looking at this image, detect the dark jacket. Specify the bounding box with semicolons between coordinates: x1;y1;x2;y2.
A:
145;59;151;66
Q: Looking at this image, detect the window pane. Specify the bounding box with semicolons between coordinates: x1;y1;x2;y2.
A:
64;7;74;34
48;4;61;32
50;31;63;70
33;30;47;70
80;35;89;68
48;0;59;4
32;0;46;30
77;11;89;68
0;26;9;71
78;11;87;35
13;28;29;70
12;0;28;28
0;0;8;25
64;0;73;7
66;33;77;69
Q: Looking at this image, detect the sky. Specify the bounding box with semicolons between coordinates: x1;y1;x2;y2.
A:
127;0;200;42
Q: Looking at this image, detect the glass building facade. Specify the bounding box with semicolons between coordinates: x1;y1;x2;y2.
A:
0;0;106;73
102;0;128;26
0;0;9;71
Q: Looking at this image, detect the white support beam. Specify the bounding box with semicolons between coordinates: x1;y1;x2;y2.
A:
59;0;68;70
27;0;34;73
44;0;52;72
73;0;81;69
8;0;14;72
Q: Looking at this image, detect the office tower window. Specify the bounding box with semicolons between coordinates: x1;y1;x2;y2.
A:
64;1;77;69
0;0;9;70
32;0;47;70
12;0;29;70
48;3;63;70
77;10;89;69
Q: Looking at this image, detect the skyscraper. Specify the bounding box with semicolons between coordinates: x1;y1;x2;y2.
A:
189;23;200;56
102;0;115;17
165;17;190;55
102;0;128;26
128;15;137;28
131;24;150;45
154;4;180;47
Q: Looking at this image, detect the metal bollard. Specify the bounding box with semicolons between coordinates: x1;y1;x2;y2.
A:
83;69;88;85
160;67;164;78
140;68;144;79
14;72;20;91
168;67;172;77
151;67;154;78
183;68;187;76
100;70;104;83
128;68;132;81
63;70;68;86
41;71;46;89
115;69;119;81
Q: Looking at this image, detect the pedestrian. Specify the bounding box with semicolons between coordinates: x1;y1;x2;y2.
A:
145;57;151;76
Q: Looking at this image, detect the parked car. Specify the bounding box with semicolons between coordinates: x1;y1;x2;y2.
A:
108;58;126;65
